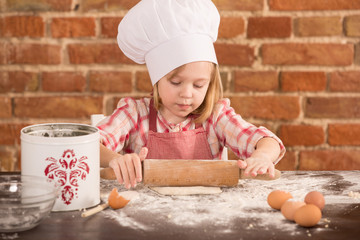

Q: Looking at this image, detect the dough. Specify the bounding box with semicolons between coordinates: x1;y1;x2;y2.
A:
150;186;222;196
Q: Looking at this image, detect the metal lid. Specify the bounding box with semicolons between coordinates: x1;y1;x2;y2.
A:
21;123;99;145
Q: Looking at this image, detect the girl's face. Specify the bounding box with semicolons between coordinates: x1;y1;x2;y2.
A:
157;61;212;124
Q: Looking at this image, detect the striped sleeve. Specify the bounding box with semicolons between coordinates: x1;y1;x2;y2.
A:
96;97;141;153
212;98;285;163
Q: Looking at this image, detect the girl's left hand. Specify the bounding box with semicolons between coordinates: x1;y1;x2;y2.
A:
237;156;275;178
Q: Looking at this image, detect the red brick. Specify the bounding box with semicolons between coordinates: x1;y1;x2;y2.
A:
6;0;72;11
276;151;297;171
82;0;138;12
230;96;300;120
278;125;325;146
328;124;360;146
0;42;6;64
136;71;152;92
68;43;132;64
281;72;327;92
329;71;360;92
17;150;21;170
0;148;17;171
262;43;353;66
51;17;96;38
356;42;360;65
234;71;278;92
305;97;360;118
215;43;254;66
295;17;342;37
0;71;38;93
89;71;132;93
0;18;3;36
42;72;86;92
2;16;44;37
220;72;228;92
111;96;146;112
213;0;263;11
0;123;28;145
259;122;277;134
299;150;360;170
109;97;121;113
101;17;122;38
0;72;5;88
218;17;245;39
0;97;12;118
345;15;360;37
247;17;291;38
269;0;360;10
7;43;61;64
14;96;103;118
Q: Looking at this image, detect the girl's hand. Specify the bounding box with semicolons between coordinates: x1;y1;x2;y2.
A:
237;155;275;178
109;147;148;189
237;137;281;179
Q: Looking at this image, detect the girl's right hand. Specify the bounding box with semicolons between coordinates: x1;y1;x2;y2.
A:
108;147;148;189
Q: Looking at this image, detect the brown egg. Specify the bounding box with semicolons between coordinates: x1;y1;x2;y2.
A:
305;191;325;210
267;190;293;210
294;204;322;227
108;188;130;209
281;199;306;221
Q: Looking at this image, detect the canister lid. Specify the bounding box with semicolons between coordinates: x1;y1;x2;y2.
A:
21;123;99;145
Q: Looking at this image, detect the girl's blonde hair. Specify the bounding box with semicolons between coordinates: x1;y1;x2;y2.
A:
153;62;223;123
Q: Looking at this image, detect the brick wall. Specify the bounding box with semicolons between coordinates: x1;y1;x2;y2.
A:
1;0;360;171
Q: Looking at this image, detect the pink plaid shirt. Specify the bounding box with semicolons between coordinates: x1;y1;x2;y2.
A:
97;97;285;162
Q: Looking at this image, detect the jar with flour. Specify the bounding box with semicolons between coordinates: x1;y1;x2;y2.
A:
21;123;100;211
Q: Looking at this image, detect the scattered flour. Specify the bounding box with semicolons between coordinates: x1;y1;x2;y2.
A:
100;171;360;235
0;233;19;240
348;191;360;199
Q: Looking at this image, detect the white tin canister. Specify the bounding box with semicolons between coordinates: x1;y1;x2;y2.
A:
21;123;100;211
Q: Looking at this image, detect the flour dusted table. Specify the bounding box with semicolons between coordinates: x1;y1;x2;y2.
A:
2;171;360;240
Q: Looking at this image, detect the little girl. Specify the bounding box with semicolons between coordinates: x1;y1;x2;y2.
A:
98;0;285;189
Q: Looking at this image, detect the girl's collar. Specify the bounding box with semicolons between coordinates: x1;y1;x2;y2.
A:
157;111;194;130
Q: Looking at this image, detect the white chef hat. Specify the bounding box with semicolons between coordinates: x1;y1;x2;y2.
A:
117;0;220;85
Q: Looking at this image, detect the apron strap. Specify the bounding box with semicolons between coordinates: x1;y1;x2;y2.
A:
149;99;158;132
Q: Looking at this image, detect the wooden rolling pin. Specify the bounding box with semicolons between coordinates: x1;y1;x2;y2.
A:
100;159;281;187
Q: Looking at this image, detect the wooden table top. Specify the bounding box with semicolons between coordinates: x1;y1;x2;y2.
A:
2;171;360;240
